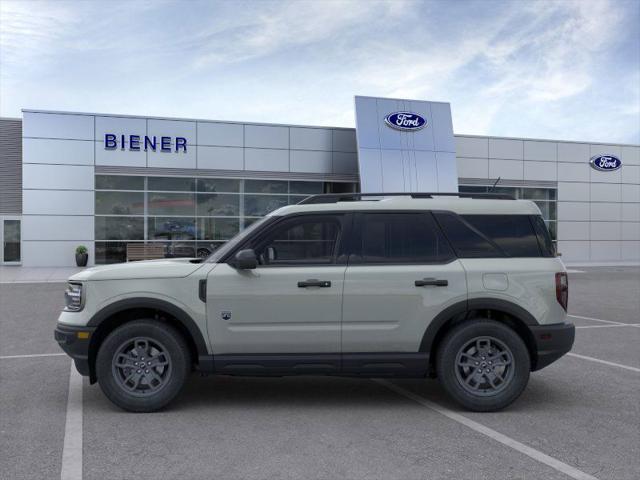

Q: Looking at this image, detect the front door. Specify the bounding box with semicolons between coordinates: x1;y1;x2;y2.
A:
341;212;467;353
1;218;21;264
206;214;348;357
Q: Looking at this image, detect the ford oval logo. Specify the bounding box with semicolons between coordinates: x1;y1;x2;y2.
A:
384;112;427;131
590;155;622;172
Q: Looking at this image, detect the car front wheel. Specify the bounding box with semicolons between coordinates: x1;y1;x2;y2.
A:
96;320;190;412
436;319;530;412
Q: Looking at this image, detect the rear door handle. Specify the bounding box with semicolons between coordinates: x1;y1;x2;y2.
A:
415;278;448;287
298;279;332;288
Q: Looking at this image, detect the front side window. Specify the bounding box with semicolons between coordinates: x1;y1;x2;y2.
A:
252;216;341;266
353;213;454;264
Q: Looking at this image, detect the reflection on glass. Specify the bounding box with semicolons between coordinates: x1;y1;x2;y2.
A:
95;242;128;264
148;193;196;216
148;217;196;240
95;192;144;215
289;181;324;195
147;177;195;192
197;218;239;240
197;178;240;193
244;195;289;216
245;179;288;194
196;193;240;216
95;175;144;190
3;220;21;262
95;217;144;240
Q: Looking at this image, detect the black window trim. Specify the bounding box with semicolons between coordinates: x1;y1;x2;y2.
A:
222;212;352;268
347;211;457;266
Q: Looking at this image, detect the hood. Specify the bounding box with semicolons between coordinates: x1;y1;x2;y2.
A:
69;258;205;281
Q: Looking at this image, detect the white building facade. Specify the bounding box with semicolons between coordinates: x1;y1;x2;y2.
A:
0;99;638;267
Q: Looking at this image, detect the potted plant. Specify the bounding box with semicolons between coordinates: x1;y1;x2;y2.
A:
75;245;88;267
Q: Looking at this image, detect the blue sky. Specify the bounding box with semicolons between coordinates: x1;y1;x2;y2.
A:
1;0;638;143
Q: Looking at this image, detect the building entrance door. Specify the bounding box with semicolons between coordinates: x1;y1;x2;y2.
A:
1;217;21;264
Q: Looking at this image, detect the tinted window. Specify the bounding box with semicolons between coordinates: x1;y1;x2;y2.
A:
531;215;555;257
254;216;341;265
462;215;541;257
354;213;454;264
434;212;503;258
95;175;144;190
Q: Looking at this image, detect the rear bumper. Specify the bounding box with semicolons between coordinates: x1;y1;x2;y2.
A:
54;324;96;376
530;322;575;371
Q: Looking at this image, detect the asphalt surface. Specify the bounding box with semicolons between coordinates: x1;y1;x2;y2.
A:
1;267;639;480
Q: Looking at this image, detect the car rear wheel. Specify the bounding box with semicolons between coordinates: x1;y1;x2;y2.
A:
96;320;190;412
436;319;530;412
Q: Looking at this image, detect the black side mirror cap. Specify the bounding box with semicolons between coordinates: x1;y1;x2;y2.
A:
233;249;258;270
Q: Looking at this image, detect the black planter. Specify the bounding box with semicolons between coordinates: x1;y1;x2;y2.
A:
75;253;88;267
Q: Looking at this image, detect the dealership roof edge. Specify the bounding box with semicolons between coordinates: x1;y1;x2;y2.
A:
20;108;355;132
17;109;640;148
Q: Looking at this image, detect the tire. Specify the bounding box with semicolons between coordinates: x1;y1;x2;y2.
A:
96;320;191;412
436;319;530;412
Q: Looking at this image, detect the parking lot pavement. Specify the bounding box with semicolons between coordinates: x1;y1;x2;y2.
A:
1;267;639;480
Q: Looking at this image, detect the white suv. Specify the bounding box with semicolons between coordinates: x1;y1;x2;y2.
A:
55;192;574;412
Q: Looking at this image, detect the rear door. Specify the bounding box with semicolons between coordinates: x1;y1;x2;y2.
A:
341;212;467;354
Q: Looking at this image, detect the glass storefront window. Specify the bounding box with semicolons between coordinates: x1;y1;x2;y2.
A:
197;178;240;193
197;218;239;240
148;192;196;216
95;191;144;215
148;217;196;241
94;176;342;264
95;175;144;190
95;216;144;240
244;194;289;216
147;176;196;192
196;193;240;216
289;181;324;195
245;179;288;194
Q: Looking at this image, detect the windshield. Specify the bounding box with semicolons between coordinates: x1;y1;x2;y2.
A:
205;216;271;263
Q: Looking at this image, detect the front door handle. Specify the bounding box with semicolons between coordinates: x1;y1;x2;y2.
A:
298;279;331;288
415;278;448;287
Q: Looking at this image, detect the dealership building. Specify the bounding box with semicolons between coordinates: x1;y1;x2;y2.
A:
0;96;638;267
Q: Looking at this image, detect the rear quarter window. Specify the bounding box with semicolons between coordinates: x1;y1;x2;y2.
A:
462;215;541;257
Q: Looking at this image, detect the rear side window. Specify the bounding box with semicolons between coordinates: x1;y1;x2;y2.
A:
352;213;454;264
462;215;541;257
434;212;503;258
531;215;555;257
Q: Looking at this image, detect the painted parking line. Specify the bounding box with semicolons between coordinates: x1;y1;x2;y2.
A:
0;352;66;360
575;323;640;329
375;379;599;480
568;314;626;325
61;361;83;480
566;353;640;373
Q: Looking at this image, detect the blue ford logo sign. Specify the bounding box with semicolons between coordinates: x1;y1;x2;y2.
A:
590;155;622;172
384;112;427;131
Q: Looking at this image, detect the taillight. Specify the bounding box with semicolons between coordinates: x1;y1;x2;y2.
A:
555;272;568;311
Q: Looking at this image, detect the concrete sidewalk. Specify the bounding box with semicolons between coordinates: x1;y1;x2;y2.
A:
0;266;87;284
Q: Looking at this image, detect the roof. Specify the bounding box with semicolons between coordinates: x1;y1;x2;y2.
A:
268;195;542;216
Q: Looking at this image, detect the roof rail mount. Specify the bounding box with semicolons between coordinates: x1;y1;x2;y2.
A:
298;192;515;204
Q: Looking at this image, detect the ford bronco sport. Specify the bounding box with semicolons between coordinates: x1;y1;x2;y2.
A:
55;192;575;412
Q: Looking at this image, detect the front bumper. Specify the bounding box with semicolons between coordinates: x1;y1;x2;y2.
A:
530;322;575;371
54;324;96;376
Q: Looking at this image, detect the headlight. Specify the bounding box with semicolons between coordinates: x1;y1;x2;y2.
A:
64;283;84;312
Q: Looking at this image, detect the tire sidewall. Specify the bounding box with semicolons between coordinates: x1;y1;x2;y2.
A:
436;320;530;412
96;320;190;412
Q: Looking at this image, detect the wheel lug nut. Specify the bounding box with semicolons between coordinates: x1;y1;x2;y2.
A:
145;370;149;373
137;369;141;373
134;362;138;366
477;369;482;373
485;369;490;373
475;362;479;366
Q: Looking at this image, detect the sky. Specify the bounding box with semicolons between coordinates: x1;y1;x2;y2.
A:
1;0;639;143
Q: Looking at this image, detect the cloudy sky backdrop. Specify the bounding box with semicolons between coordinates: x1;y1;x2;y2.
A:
1;0;639;143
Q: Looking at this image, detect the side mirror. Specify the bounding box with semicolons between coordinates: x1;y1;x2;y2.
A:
233;249;257;270
266;246;277;262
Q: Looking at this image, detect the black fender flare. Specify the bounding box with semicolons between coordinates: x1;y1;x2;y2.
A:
87;297;208;357
419;298;539;353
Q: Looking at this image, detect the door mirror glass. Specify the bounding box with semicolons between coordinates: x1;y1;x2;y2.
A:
233;249;257;270
266;246;277;262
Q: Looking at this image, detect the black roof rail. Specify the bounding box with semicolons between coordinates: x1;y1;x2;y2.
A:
297;192;515;205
